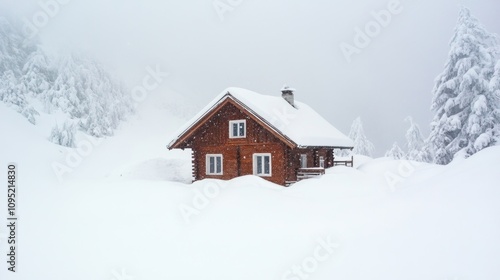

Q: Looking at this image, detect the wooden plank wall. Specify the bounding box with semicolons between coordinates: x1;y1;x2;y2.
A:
190;102;287;185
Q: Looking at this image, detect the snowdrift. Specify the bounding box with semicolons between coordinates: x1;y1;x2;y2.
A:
1;93;500;280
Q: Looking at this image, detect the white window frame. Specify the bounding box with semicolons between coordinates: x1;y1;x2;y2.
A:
253;153;272;177
229;119;246;138
206;154;223;175
319;156;325;168
300;154;308;168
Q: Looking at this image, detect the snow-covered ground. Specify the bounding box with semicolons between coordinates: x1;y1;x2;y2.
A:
1;90;500;280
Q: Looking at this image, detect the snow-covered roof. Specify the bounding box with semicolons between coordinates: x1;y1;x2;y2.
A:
168;87;354;148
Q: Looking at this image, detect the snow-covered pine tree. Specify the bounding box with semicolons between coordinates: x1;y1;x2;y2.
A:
0;70;39;124
48;121;76;147
21;46;54;99
385;142;405;160
429;7;499;164
485;59;500;147
348;117;375;157
0;17;30;76
404;117;432;162
0;17;40;124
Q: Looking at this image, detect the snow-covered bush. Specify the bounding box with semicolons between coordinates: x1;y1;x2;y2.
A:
385;142;405;160
347;117;375;157
405;117;433;162
49;122;76;147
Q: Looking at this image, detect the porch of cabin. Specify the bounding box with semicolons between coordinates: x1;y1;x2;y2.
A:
286;151;354;185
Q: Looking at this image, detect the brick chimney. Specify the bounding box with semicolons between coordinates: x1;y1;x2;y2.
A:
281;84;295;107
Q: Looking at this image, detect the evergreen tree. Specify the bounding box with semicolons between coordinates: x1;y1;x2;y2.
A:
484;59;500;148
385;142;405;160
0;17;30;76
348;117;375;157
405;117;431;162
429;7;499;164
21;46;53;96
0;17;40;124
0;70;38;124
48;121;76;147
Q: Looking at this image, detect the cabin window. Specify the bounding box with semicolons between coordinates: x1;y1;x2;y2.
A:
300;154;307;168
253;153;271;176
206;154;223;175
319;156;325;168
229;120;246;138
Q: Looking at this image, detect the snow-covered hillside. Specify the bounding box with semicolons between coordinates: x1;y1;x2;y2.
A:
1;81;500;280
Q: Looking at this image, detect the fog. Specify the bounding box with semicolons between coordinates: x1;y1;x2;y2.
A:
2;0;500;155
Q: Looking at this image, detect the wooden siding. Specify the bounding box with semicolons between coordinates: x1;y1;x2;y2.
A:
186;102;287;185
174;98;342;186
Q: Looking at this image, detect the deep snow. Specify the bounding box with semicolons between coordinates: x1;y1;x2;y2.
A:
1;90;500;280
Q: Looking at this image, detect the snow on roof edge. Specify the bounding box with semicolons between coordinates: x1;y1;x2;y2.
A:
167;91;231;148
168;87;353;149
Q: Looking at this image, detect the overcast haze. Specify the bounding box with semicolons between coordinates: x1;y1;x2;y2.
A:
2;0;500;155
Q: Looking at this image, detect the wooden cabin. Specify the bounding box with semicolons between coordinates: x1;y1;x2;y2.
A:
167;86;354;186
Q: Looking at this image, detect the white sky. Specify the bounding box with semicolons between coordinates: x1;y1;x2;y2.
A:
2;0;500;155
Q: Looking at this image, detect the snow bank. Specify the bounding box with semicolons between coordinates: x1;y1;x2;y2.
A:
1;93;500;280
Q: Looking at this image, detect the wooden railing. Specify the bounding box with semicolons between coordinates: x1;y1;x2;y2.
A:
333;156;354;167
293;157;354;183
297;168;325;181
